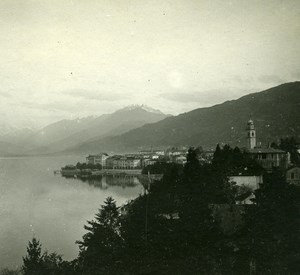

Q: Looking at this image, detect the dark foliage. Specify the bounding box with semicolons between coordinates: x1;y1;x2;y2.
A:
22;238;74;275
142;161;183;175
213;144;264;176
76;162;102;170
22;238;43;275
76;197;123;274
271;137;300;165
22;146;300;274
242;172;300;274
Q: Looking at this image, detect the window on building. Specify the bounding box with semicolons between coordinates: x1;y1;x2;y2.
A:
262;153;267;159
291;172;295;180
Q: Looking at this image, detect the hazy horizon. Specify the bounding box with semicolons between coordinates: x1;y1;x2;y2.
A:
1;81;297;132
0;0;299;129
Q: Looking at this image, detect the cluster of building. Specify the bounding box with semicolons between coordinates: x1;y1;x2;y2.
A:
82;120;300;188
245;119;289;170
244;119;300;185
86;147;190;170
229;119;300;204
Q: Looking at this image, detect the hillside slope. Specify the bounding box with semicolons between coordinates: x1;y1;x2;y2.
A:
64;82;300;154
27;105;169;155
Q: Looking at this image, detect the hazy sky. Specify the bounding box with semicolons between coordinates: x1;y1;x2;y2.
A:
0;0;299;128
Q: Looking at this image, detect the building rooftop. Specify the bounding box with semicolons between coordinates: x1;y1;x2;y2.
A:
87;153;108;157
286;166;300;171
248;147;286;154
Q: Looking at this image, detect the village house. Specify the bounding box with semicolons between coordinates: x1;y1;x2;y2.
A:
174;155;187;164
86;153;109;167
105;155;120;169
245;119;289;171
286;166;300;185
112;156;141;169
165;147;188;164
151;154;160;160
138;149;153;155
142;159;157;167
138;149;165;159
154;150;165;156
230;175;263;191
248;147;288;170
138;151;152;159
198;150;215;164
166;147;187;157
229;170;264;205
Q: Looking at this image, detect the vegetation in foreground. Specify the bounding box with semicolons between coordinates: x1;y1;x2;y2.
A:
3;145;300;274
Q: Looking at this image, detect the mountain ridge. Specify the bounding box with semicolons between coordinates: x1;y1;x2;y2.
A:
0;83;299;156
20;105;170;156
61;82;300;155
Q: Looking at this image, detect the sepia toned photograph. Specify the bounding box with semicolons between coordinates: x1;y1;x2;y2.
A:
0;1;299;274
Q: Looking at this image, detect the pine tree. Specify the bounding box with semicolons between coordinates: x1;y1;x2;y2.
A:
76;197;123;274
22;238;44;275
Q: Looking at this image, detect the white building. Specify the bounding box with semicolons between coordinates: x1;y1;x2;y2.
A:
229;175;263;191
86;153;109;167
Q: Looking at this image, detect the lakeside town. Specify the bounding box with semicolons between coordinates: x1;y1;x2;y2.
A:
27;118;298;275
2;0;300;273
61;119;300;185
59;120;300;209
61;147;194;175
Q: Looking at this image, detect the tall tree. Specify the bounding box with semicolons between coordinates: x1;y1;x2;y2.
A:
176;148;225;273
76;197;123;274
243;172;300;274
22;238;44;275
22;238;74;275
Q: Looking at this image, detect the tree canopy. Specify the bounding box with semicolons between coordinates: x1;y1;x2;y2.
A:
271;137;300;165
20;146;300;274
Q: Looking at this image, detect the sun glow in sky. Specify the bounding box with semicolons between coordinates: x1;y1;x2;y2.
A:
0;0;299;128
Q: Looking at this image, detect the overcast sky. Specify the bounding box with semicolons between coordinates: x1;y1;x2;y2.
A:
0;0;299;129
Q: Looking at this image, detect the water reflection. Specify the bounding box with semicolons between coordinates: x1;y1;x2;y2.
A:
70;174;143;189
0;157;143;269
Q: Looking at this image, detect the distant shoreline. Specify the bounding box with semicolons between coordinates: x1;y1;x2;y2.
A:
0;155;84;160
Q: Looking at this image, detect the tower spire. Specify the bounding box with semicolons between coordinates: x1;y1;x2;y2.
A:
247;119;256;150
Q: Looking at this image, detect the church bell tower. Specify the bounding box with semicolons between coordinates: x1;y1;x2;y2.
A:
247;119;256;150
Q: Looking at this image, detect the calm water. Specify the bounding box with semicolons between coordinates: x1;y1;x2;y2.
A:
0;156;144;269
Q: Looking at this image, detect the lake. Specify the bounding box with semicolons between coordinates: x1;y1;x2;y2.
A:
0;156;144;269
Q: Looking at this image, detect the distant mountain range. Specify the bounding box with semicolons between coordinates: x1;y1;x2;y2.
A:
0;105;170;156
61;82;300;155
0;82;299;157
